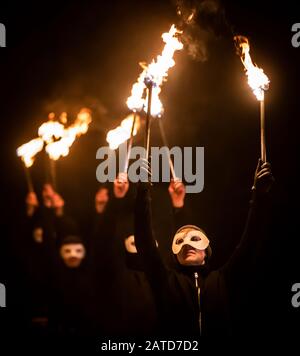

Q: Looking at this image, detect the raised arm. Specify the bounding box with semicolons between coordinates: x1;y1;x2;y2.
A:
168;179;194;233
92;174;130;252
221;159;274;285
134;182;168;288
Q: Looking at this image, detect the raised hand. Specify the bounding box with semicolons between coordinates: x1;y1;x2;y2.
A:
25;191;39;217
252;159;274;195
168;178;186;208
114;172;129;198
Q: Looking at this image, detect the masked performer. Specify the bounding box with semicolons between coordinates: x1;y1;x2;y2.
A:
134;160;274;337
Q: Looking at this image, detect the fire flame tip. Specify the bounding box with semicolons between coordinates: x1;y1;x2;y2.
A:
234;35;270;100
17;138;44;168
106;114;141;149
127;24;183;116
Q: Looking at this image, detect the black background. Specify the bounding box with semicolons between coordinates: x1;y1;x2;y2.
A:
0;0;299;349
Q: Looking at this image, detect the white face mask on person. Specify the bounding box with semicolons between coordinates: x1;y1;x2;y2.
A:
172;229;210;255
60;243;86;268
172;227;210;266
124;234;159;254
124;235;137;253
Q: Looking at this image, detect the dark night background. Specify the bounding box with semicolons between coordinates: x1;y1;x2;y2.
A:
0;0;299;349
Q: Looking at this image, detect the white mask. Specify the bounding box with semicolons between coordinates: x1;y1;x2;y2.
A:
124;235;159;254
60;243;86;268
33;227;43;243
124;235;137;253
172;229;209;255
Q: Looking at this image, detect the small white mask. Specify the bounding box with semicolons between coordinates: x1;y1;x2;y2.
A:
124;235;159;254
172;229;209;255
33;227;43;243
60;243;86;268
124;235;137;253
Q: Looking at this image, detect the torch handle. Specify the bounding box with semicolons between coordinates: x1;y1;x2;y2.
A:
124;113;137;173
145;85;153;161
24;165;34;193
158;119;176;180
50;159;57;191
260;98;267;163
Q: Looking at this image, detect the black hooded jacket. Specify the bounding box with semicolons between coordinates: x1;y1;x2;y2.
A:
134;183;271;337
48;255;96;337
91;194;158;336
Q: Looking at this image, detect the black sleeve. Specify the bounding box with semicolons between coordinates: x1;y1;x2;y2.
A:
220;190;273;286
134;183;169;289
91;196;126;243
90;195;126;277
172;205;190;233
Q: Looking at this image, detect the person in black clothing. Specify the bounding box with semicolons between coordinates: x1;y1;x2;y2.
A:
119;233;159;336
24;184;70;247
90;174;131;335
134;159;274;337
91;174;183;336
117;178;188;336
48;234;96;337
15;184;74;335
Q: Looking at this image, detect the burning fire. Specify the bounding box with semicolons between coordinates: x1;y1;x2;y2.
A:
70;108;92;136
106;114;140;150
126;25;183;116
38;114;65;144
234;35;270;101
17;138;44;168
45;108;92;160
45;137;73;160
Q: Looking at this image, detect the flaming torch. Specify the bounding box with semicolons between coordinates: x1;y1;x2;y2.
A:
43;108;92;189
45;137;73;189
106;113;140;172
234;35;270;162
38;113;65;144
38;113;66;187
126;25;183;163
16;138;44;192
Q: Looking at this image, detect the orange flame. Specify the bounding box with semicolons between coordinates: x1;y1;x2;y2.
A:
17;138;44;168
45;137;73;160
70;108;92;136
45;108;92;160
234;35;270;101
126;25;183;116
38;114;65;144
106;114;140;150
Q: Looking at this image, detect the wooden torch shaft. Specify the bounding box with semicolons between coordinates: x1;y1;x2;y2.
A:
158;119;176;180
24;165;34;192
145;84;153;161
124;113;137;173
260;98;267;163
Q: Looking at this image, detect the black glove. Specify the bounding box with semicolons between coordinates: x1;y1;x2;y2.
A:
252;159;274;195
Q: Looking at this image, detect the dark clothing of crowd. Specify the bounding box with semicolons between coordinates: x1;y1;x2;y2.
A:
8;182;276;341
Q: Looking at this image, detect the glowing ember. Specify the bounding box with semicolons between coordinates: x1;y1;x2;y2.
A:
106;114;140;150
17;138;44;168
126;25;183;116
234;35;270;101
